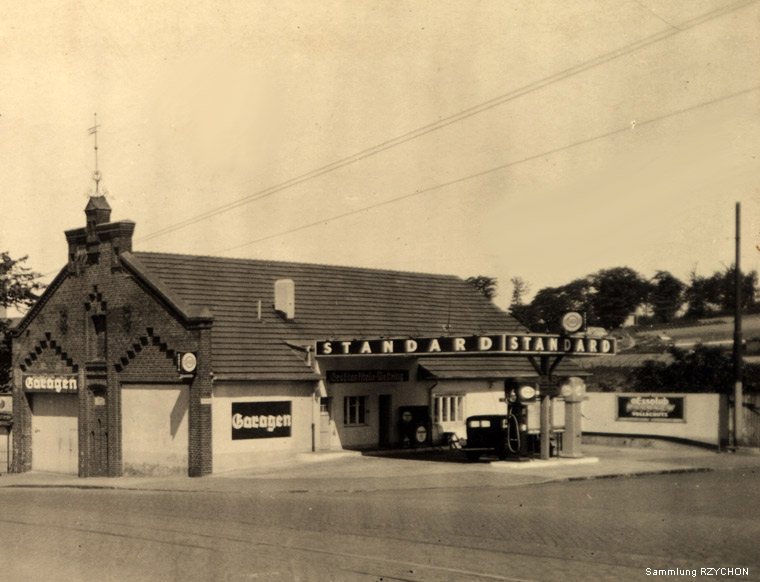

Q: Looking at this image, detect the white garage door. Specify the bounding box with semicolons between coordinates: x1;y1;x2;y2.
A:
31;393;79;475
122;384;188;475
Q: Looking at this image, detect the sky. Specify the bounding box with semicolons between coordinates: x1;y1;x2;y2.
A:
1;0;759;312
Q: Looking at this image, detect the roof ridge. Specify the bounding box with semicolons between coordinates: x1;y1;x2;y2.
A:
133;250;465;281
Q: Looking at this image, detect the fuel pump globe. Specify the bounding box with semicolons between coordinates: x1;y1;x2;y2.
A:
517;385;536;401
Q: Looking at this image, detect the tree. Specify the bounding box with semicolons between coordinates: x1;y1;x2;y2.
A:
629;345;742;393
521;277;594;332
507;276;532;326
466;276;497;300
649;270;685;323
708;265;757;313
1;252;44;391
686;265;758;318
590;267;649;330
685;268;711;318
509;276;531;307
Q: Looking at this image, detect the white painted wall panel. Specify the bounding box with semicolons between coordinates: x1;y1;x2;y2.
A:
212;382;314;474
582;392;725;446
122;384;188;474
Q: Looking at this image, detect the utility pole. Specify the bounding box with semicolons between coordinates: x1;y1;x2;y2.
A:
733;202;743;448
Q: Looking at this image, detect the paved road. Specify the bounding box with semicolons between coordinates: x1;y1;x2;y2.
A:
1;468;758;581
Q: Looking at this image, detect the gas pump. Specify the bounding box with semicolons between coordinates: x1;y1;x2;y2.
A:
505;381;539;458
559;377;586;458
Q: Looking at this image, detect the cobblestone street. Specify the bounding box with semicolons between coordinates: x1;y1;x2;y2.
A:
1;463;758;581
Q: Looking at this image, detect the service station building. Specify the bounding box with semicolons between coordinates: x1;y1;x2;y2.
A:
11;198;606;477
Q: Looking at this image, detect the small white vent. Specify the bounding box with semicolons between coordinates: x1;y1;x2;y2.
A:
274;279;295;320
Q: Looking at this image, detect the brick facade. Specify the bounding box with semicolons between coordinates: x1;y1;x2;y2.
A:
12;198;213;477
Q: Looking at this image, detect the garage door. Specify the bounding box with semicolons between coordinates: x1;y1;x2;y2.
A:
31;393;79;475
122;384;188;474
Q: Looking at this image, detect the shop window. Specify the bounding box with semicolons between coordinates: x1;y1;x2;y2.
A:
343;396;367;426
433;395;464;423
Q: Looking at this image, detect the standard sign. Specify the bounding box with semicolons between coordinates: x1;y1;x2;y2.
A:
316;333;615;357
231;401;292;440
23;374;78;393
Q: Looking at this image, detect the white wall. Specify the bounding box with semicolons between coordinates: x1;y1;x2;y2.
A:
432;380;507;441
0;426;10;473
31;393;78;475
122;384;188;475
212;381;314;473
582;392;727;446
328;381;427;449
326;379;508;448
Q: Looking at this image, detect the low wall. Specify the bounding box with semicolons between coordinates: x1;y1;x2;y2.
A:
582;392;728;447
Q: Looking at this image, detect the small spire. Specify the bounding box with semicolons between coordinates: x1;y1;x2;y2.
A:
88;113;102;195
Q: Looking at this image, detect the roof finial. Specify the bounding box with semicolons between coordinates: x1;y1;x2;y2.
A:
88;113;102;195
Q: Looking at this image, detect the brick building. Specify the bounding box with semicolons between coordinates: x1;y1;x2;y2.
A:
11;198;583;477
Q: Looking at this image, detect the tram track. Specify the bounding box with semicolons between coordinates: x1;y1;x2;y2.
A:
0;502;649;582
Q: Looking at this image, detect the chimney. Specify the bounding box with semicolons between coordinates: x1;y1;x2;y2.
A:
274;279;295;320
66;197;135;273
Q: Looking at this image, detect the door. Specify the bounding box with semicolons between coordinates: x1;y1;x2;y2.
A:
31;393;78;475
319;397;331;451
378;394;392;448
89;386;109;477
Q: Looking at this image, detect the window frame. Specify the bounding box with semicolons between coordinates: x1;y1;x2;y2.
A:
433;394;465;424
343;395;368;426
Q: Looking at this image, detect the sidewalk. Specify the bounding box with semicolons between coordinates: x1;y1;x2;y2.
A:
1;444;759;494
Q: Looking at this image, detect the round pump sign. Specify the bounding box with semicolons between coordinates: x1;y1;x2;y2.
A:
561;311;584;333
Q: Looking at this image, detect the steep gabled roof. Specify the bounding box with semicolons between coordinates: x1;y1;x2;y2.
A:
130;252;525;379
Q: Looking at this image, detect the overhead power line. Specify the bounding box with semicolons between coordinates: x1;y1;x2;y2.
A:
133;0;758;245
154;85;760;270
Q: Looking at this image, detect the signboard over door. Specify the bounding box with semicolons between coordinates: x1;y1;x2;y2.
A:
22;374;78;393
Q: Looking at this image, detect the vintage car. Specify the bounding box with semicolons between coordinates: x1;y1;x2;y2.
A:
462;414;518;461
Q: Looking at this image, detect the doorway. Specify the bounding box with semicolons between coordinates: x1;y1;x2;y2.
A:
319;397;331;451
379;394;392;448
89;386;109;477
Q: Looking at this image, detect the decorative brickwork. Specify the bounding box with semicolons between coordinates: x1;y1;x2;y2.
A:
12;202;209;477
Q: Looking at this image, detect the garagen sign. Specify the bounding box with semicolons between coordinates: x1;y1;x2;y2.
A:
316;333;616;357
23;374;78;393
231;401;292;440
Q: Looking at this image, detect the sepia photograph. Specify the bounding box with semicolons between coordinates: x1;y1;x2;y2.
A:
1;1;759;580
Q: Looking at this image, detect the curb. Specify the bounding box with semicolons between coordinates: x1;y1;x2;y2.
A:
0;465;722;494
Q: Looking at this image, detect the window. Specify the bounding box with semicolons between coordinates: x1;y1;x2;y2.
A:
433;395;464;423
90;314;107;360
343;396;367;426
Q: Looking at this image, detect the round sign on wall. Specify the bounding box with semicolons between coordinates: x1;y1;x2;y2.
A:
180;352;197;374
401;411;413;423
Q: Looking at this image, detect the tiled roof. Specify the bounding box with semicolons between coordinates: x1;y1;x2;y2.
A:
85;195;111;211
129;252;526;379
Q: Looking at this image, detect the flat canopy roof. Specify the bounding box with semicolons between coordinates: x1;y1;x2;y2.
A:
417;356;589;380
